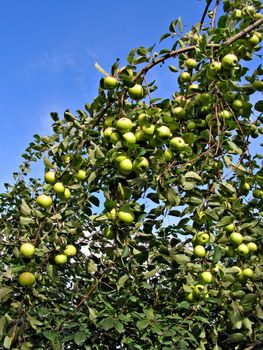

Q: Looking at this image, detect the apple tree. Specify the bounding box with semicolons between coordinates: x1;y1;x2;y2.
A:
0;0;263;349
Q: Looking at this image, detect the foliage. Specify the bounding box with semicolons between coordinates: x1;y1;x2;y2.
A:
0;0;263;349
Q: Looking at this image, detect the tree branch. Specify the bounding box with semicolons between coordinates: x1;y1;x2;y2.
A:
199;0;214;30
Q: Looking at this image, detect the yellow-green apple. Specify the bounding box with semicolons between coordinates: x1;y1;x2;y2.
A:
229;232;243;246
225;223;234;233
170;137;186;151
219;110;231;119
102;76;118;90
179;71;191;82
142;123;155;136
237;243;249;256
133;157;149;173
53;182;65;194
195;232;210;245
20;243;35;258
109;131;121;144
242;268;254;279
172;106;186;119
221;53;238;69
155;125;171;139
76;169;86;181
63;245;77;257
45;171;56;184
19;272;35;287
36;194;53;209
247;242;257;252
123;131;137;144
103;226;115;239
118;207;135;224
54;254;68;265
210;61;222;72
116;117;133;133
193;284;205;298
118;158;133;175
128;84;144;100
194;245;206;258
201;271;213;284
185;58;197;69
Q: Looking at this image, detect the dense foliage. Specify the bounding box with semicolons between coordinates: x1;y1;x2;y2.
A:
0;0;263;349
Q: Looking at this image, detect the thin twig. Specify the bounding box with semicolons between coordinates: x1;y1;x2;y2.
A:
200;0;214;30
75;274;104;309
211;0;220;29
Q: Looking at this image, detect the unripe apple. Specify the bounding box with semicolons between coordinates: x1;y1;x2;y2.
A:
229;232;243;246
18;272;35;287
241;182;250;193
36;194;53;209
54;254;68;265
185;58;197;69
44;171;56;184
76;169;86;181
188;84;199;93
155;125;171;139
242;6;256;17
62;188;71;200
187;120;197;131
133;157;149;173
103;127;114;139
194;245;206;258
219;110;231;119
20;243;35;258
221;53;238;69
142;123;155;136
193;284;205;297
135;129;146;142
242;268;254;279
163;148;174;161
247;242;257;252
109;131;121;144
118;207;135;224
116;118;133;133
123;132;137;144
102;76;118;90
170;137;186;151
201;271;213;284
248;33;260;46
252;80;263;91
107;208;117;221
237;243;249;256
225;223;234;233
53;182;65;194
113;152;128;165
231;9;242;20
103;116;114;127
119;158;133;175
225;91;236;102
253;189;263;199
63;245;77;257
179;71;191;82
195;232;210;245
232;99;243;110
103;226;115;239
172;106;186;119
186;292;195;302
128;84;144;100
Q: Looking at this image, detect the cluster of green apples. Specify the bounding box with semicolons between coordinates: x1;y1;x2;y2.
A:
225;223;258;257
186;270;213;302
192;231;210;258
18;242;77;287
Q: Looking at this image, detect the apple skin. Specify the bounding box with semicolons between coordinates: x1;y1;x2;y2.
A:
118;158;133;175
116;118;133;133
231;9;242;20
102;76;118;90
62;188;71;201
118;208;135;224
185;58;197;69
201;271;212;284
63;245;77;257
53;182;65;194
188;84;199;92
155;125;171;139
248;33;260;46
169;137;186;151
229;232;243;246
179;71;191;82
163;148;174;161
19;272;35;287
247;242;257;252
242;268;254;279
128;84;144;100
221;53;238;69
36;194;53;209
232;99;243;110
225;223;234;233
123;132;137;144
76;170;86;181
54;254;68;265
113;152;128;165
194;245;206;258
186;292;195;302
133;157;149;173
109;131;121;144
20;243;35;258
195;232;210;245
103;227;115;239
172;106;186;119
219;110;231;119
45;171;56;184
193;284;205;298
253;189;263;199
252;80;263;91
142;123;155;136
237;243;249;256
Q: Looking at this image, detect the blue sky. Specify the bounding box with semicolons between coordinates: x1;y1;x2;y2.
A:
0;1;261;191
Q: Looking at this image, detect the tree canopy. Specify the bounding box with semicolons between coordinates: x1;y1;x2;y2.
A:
0;0;263;349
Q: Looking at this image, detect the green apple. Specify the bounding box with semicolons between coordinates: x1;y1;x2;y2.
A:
188;84;199;92
109;131;121;144
219;110;231;119
113;152;128;165
102;76;118;90
172;106;186;119
225;91;236;102
76;169;86;181
63;245;77;257
231;9;242;20
36;194;53;209
103;226;115;239
44;171;56;184
53;182;65;194
225;223;234;233
163;148;174;161
253;189;263;199
241;182;250;193
247;242;257;252
193;284;205;297
155;125;171;139
195;232;210;245
194;245;206;258
237;243;249;256
116;117;133;133
179;71;191;82
133;157;149;173
187;120;197;131
185;58;197;69
186;292;195;302
135;129;146;142
107;208;117;221
232;99;243;110
62;188;71;200
103;127;114;139
201;271;213;284
103;116;114;127
20;243;35;258
221;53;238;69
142;123;155;136
118;66;133;78
170;137;186;151
54;254;68;265
229;232;243;246
248;33;260;46
252;80;263;91
119;158;133;175
137;113;147;126
123;131;137;144
242;268;254;279
18;272;35;287
128;84;144;100
118;207;135;224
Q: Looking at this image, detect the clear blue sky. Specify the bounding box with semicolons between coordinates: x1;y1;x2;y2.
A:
0;1;261;191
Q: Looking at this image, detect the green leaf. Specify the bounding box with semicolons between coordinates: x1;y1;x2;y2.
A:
227;141;242;155
0;288;13;303
20;199;31;216
74;331;87;346
3;335;13;349
184;171;202;181
28;316;43;330
212;246;222;263
117;274;129;291
143;267;159;278
221;182;236;193
20;216;35;225
160;32;171;42
136;319;149;330
254;100;263;112
168;65;178;73
177;17;183;32
114;320;124;333
0;316;6;338
173;254;191;264
100;317;115;331
216;216;233;227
